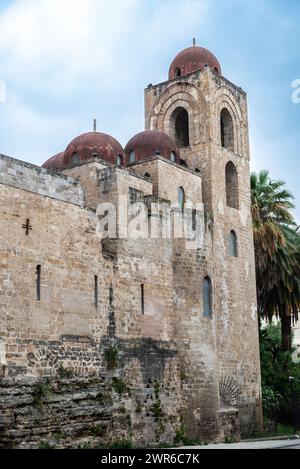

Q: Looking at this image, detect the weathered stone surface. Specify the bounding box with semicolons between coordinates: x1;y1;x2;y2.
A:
0;57;261;447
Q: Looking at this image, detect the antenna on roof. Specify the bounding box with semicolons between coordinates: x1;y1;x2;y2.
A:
193;38;196;47
93;119;97;132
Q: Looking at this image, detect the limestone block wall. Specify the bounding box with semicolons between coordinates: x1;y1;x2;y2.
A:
0;154;84;206
129;157;202;207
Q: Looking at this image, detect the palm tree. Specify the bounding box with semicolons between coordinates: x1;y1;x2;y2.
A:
251;170;300;351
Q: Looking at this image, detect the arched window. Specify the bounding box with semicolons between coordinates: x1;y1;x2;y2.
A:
175;67;181;77
129;150;136;163
116;155;123;167
178;187;185;210
171;107;189;147
203;276;213;318
92;152;99;158
71;152;80;164
229;230;238;257
144;173;152;181
225;161;239;209
155;150;161;155
170;152;176;162
220;108;234;151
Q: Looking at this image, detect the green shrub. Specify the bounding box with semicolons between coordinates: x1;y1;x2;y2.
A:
104;346;119;370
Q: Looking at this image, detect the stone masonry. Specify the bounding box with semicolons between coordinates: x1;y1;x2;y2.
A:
0;46;262;448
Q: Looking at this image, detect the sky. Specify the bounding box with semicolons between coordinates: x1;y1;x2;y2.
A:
0;0;299;220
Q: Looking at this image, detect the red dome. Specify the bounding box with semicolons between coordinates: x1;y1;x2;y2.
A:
169;46;221;80
42;152;65;171
63;132;125;167
125;130;180;165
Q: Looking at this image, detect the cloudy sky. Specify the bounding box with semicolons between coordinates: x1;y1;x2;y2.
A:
0;0;299;219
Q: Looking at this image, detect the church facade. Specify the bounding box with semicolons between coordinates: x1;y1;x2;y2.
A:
0;45;262;447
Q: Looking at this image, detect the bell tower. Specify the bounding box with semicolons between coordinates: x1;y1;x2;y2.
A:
144;44;262;437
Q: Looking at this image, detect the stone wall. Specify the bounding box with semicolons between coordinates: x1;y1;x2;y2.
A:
0;153;84;206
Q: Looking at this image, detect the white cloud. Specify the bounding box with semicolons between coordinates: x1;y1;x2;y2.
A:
0;0;208;164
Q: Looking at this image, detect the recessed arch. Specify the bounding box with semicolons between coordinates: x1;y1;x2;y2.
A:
144;173;152;181
175;67;181;77
220;108;234;151
170;107;190;147
229;230;238;257
225;161;239;209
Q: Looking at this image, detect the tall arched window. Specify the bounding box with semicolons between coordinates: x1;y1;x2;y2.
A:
171;107;189;147
129;150;136;163
220;108;234;151
178;187;185;210
225;161;239;209
203;276;213;318
71;152;80;164
175;67;181;77
229;230;238;257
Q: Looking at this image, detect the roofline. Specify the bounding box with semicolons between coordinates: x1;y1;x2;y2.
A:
145;67;246;96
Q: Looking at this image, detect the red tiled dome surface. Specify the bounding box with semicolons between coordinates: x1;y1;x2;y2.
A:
63;132;125;167
42;152;65;170
125;130;180;165
169;46;221;80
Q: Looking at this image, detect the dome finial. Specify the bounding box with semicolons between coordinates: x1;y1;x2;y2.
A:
93;119;97;132
193;38;196;47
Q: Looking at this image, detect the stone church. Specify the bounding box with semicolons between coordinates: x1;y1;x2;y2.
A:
0;44;262;448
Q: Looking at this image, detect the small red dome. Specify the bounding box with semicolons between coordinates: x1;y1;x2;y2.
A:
169;46;221;80
125;130;180;165
63;132;125;167
42;152;65;170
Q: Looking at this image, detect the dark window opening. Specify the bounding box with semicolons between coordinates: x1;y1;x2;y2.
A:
220;108;234;151
225;161;239;209
71;152;80;164
195;168;201;174
175;67;181;77
141;284;145;315
171;107;190;147
180;159;188;168
116;155;122;167
36;265;41;302
203;276;212;318
144;173;152;181
229;230;238;257
178;187;185;211
92;152;99;158
94;275;98;309
170;151;176;162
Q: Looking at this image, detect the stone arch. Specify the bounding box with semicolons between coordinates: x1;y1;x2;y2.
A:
170;107;189;147
213;86;244;155
225;161;239;209
147;82;207;146
220;108;234;151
